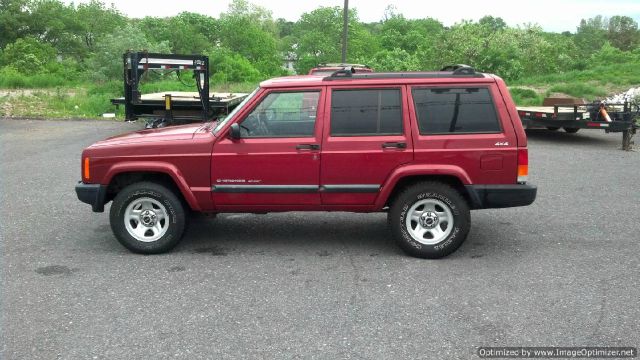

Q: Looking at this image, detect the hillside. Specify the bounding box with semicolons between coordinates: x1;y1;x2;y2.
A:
509;60;640;106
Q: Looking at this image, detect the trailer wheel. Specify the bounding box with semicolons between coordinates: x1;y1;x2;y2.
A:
546;126;560;131
564;127;580;133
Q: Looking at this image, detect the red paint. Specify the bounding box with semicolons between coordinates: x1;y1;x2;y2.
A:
80;73;530;213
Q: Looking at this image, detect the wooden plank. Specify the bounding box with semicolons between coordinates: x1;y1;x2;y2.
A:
139;92;247;103
516;106;586;114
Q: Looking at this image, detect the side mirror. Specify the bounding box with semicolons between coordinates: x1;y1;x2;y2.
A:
229;123;241;140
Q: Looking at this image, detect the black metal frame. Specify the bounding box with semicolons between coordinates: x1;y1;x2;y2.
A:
121;51;210;126
518;101;639;150
324;65;483;80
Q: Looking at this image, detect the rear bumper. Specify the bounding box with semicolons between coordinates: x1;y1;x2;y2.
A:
75;182;108;212
465;184;537;209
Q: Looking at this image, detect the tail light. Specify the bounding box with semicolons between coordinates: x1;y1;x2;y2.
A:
83;157;90;181
517;149;528;183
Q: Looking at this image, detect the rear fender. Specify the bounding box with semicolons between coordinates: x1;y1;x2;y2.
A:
375;164;472;209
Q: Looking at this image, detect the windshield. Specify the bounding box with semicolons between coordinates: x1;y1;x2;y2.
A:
213;87;260;134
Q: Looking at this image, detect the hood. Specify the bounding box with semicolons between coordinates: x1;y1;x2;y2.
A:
91;123;208;147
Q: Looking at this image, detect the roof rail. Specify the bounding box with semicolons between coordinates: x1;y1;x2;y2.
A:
320;63;371;69
328;69;354;78
440;64;475;75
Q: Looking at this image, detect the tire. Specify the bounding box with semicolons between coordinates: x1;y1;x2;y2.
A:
109;182;186;254
564;127;580;133
388;182;470;259
546;126;560;131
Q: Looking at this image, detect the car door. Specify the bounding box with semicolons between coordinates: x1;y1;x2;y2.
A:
211;88;325;206
320;86;413;205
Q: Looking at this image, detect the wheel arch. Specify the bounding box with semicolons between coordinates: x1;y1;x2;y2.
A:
103;163;200;211
376;165;473;209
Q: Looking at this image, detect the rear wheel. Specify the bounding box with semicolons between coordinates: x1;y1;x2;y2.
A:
389;182;470;259
546;126;560;131
564;127;580;133
109;182;186;254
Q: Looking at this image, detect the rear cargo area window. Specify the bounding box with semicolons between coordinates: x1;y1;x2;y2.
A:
330;89;402;136
412;88;500;134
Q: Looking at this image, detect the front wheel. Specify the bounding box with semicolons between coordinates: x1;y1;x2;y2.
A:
389;182;470;259
109;182;186;254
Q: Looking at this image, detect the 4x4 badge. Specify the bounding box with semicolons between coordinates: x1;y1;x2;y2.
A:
494;142;509;146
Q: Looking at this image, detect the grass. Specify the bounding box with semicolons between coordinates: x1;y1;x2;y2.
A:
509;88;544;107
2;60;639;117
0;71;73;89
508;61;640;105
0;79;258;119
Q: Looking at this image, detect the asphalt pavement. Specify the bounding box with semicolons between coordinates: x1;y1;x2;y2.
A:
1;118;638;359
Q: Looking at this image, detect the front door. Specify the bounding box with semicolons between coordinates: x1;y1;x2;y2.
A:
212;88;324;206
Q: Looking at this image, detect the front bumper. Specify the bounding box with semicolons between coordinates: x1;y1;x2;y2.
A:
465;184;537;209
75;182;108;212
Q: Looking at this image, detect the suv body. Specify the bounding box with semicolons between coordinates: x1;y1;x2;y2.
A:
76;68;536;258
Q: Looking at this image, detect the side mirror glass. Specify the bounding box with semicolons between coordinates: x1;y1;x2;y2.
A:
229;123;241;140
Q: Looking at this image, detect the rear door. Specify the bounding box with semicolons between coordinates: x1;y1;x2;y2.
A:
408;84;518;184
211;88;325;206
320;86;413;205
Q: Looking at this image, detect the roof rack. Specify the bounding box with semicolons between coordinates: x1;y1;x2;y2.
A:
319;63;371;69
439;64;475;75
323;65;483;81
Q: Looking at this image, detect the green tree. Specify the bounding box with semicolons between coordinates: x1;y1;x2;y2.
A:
478;16;507;32
166;12;216;54
379;14;443;53
1;36;57;72
292;6;378;74
0;0;30;48
75;0;127;50
575;16;608;54
86;24;171;81
207;48;263;83
607;16;639;51
218;0;282;76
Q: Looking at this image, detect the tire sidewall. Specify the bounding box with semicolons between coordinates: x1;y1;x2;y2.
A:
110;184;184;254
393;185;470;258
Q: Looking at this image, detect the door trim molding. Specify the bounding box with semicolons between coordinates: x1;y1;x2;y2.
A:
212;185;319;193
211;184;380;193
321;185;380;193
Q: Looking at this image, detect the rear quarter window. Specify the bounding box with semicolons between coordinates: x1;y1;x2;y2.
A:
412;87;501;134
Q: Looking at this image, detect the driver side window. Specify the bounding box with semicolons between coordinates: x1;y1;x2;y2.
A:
239;91;320;138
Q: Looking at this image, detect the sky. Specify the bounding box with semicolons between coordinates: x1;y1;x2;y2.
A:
64;0;640;33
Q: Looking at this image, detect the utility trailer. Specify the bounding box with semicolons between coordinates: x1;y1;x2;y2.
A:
111;52;247;128
517;99;639;150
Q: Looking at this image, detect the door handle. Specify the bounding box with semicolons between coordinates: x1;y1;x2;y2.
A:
296;144;320;150
381;142;407;149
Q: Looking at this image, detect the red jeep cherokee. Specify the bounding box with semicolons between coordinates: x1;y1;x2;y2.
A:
76;67;536;258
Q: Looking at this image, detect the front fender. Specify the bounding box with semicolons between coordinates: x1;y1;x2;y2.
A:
102;161;201;211
374;164;472;209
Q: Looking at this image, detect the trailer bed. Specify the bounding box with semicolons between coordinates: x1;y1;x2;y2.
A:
111;92;247;108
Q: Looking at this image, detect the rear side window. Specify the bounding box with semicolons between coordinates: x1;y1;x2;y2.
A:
412;88;501;134
330;89;402;136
